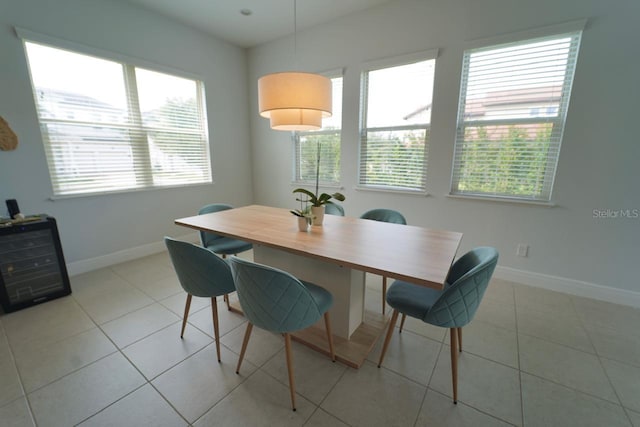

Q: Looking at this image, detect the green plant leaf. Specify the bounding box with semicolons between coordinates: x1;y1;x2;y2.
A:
317;193;332;204
293;188;346;207
292;188;319;204
332;192;346;201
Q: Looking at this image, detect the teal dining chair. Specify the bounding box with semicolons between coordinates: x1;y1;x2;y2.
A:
228;256;335;411
198;203;252;310
164;237;236;363
377;247;499;404
198;204;253;257
324;203;345;216
360;208;407;314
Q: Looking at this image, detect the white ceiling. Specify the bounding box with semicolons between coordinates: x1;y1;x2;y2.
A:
118;0;393;48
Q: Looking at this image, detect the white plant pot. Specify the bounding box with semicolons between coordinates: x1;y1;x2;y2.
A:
311;206;325;226
297;216;310;231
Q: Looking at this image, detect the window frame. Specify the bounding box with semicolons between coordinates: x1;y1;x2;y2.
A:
357;49;438;194
292;69;344;188
18;28;213;198
449;21;585;203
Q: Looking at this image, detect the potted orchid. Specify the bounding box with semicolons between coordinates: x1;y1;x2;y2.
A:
291;139;345;226
292;188;344;226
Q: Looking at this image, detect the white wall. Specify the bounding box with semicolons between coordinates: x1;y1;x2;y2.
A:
248;0;640;298
0;0;253;264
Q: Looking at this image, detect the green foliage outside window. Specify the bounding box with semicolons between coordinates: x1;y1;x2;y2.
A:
360;128;428;189
297;132;341;184
456;123;553;198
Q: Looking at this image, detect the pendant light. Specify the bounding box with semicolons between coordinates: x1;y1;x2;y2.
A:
257;0;332;131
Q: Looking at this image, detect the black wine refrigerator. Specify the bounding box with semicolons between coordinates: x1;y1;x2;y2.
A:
0;216;71;313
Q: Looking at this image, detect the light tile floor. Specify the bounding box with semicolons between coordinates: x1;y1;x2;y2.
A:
1;250;639;426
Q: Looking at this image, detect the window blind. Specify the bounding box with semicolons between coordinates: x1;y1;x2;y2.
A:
451;31;582;201
359;58;435;192
24;41;211;197
294;75;343;186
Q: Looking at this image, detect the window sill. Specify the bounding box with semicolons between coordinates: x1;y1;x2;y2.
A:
48;181;214;201
446;193;556;207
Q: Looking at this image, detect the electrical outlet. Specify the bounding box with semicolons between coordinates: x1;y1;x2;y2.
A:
516;244;529;257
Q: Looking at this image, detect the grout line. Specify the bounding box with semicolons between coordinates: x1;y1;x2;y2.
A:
362;357;428;389
4;254;213;426
4;256;640;426
71;383;150;426
146;382;192;426
621;406;638;427
72;292;157;326
425;388;519;426
314;362;350;423
513;283;526;427
302;407;323;426
378;328;446;388
140;338;245;425
21;351;120;396
516;329;604;360
70;297;161;420
411;337;443;427
572;297;634;424
0;326;37;427
75;297;193;426
439;341;519;373
190;364;262;426
520;369;629;407
515;295;631;411
256;339;347;408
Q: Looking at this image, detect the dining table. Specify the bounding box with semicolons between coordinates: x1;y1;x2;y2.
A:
175;204;463;368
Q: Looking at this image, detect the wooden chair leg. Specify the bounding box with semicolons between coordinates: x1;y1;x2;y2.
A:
284;333;297;411
457;327;462;353
377;309;400;367
236;323;253;374
211;297;221;362
450;328;458;404
399;313;407;333
221;255;232;311
223;294;232;311
180;294;193;338
382;276;387;315
323;312;336;362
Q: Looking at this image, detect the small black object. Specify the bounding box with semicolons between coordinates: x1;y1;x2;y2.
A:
6;199;20;219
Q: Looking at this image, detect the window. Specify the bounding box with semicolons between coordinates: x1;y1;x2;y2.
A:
293;74;343;186
359;53;436;192
451;30;582;202
23;41;211;196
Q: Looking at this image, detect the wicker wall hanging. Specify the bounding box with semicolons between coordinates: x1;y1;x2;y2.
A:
0;116;18;151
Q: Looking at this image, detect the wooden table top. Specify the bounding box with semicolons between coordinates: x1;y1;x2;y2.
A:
175;205;463;290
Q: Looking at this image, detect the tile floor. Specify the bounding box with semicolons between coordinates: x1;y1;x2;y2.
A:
1;250;639;426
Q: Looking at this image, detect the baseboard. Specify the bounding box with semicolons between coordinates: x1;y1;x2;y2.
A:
66;238;640;309
66;233;199;277
495;266;640;309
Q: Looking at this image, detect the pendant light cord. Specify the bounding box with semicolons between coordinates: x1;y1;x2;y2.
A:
293;0;298;70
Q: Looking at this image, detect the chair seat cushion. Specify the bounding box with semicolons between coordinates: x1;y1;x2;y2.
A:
206;237;252;255
386;280;443;320
301;280;333;314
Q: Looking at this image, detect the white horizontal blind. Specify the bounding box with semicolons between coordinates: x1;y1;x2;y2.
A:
24;41;211;196
294;75;343;186
451;31;582;201
359;58;435;192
